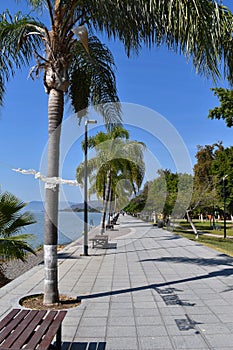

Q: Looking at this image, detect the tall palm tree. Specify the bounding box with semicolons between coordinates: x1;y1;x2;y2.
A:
76;126;145;232
0;191;36;261
0;0;232;305
0;4;121;305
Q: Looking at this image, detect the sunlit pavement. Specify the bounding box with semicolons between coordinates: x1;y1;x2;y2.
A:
1;215;233;349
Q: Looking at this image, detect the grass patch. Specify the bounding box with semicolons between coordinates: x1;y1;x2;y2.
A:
173;221;233;257
175;220;233;236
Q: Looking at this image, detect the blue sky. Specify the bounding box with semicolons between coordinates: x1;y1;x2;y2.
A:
0;0;233;205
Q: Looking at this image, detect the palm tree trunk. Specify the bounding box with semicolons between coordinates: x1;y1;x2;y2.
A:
43;88;63;305
107;188;113;226
100;170;111;234
114;194;118;213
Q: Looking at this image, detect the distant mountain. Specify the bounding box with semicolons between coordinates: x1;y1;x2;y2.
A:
69;200;103;212
25;201;45;212
25;200;102;212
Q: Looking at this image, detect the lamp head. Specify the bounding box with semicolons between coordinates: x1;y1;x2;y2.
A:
85;119;97;125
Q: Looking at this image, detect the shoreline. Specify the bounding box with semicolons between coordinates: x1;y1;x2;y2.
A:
1;243;68;284
2;249;44;283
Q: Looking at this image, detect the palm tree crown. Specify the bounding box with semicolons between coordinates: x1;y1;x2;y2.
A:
0;1;232;109
76;126;145;231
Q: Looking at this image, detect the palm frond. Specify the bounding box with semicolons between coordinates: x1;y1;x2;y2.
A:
0;235;36;262
69;35;122;126
0;10;44;105
0;191;36;260
76;128;146;201
25;0;47;9
78;0;232;81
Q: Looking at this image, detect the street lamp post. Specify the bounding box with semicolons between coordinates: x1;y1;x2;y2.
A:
84;119;97;256
223;175;228;239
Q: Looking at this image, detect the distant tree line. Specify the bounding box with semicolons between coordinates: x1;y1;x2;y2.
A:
124;142;233;221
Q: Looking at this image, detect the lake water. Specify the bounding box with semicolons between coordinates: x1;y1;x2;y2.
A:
24;211;102;248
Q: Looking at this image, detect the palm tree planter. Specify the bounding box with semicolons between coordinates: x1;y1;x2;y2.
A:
1;1;232;305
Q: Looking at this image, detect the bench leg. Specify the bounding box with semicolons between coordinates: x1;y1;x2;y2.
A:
56;326;62;350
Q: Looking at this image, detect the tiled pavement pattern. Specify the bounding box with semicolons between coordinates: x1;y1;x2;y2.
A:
1;215;233;349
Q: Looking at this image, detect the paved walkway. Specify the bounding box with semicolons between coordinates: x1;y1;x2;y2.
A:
1;215;233;349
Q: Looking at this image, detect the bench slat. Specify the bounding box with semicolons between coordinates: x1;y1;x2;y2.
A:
10;310;47;349
0;310;19;332
24;310;57;349
0;309;67;350
2;310;41;348
0;310;29;344
37;311;67;350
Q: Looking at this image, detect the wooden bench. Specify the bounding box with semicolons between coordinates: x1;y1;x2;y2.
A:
89;235;108;248
0;308;67;350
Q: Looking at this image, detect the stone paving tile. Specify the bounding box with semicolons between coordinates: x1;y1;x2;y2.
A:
132;295;155;303
109;308;134;318
138;336;174;349
133;301;156;309
171;334;209;349
158;307;188;317
225;322;233;332
182;306;213;316
106;325;137;337
75;325;106;338
85;302;110;310
104;337;138;350
82;308;109;318
202;298;229;306
136;325;168;337
3;215;233;350
110;302;133;309
134;307;161;317
79;317;108;327
62;326;77;341
215;313;233;323
198;322;232;335
204;333;233;348
208;305;233;314
108;316;135;326
63;316;82;327
135;315;163;326
110;295;132;303
187;313;221;324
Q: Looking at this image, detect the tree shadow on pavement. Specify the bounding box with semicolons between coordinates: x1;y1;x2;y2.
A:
79;267;233;301
139;255;233;267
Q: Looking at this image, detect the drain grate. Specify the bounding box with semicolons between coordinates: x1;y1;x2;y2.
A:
156;287;179;295
162;294;181;305
175;314;202;332
155;287;195;307
175;318;194;331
